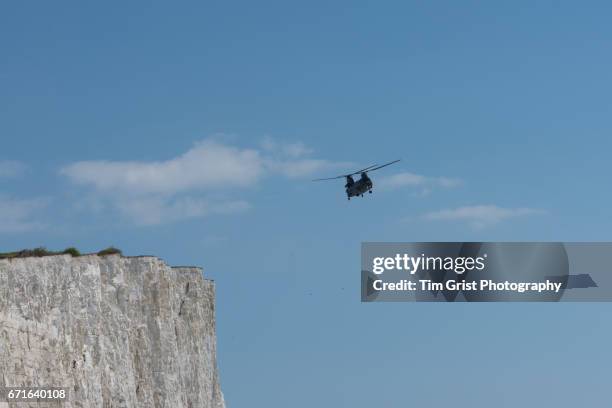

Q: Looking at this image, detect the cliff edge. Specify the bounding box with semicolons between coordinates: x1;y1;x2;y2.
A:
0;254;225;408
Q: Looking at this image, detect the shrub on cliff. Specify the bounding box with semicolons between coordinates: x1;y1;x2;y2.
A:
97;247;122;256
62;247;81;257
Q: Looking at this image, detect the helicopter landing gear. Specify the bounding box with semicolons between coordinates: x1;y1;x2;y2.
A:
369;190;372;194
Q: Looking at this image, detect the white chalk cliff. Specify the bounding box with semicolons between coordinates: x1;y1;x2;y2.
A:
0;254;225;408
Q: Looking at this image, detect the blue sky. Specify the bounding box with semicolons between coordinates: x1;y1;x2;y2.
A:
2;1;612;406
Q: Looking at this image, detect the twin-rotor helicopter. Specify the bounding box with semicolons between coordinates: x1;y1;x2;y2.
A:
313;159;400;200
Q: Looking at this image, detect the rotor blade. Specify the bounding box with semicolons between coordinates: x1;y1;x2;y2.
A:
312;164;379;181
348;164;379;176
365;159;401;172
312;175;347;181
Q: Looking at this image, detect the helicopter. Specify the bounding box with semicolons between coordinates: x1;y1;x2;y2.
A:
313;159;400;200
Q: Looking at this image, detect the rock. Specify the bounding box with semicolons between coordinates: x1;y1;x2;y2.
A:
0;254;225;408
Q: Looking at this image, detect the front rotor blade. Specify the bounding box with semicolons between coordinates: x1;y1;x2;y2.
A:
312;175;347;181
313;164;378;181
366;159;400;172
312;160;400;182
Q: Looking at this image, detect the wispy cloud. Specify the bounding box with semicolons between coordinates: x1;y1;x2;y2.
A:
0;195;48;233
378;171;462;195
260;136;350;178
0;161;26;178
260;136;314;158
266;158;351;178
423;205;544;229
60;137;344;225
60;140;264;195
114;196;250;226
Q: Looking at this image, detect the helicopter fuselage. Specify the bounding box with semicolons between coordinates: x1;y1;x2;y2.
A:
345;173;373;199
312;159;399;200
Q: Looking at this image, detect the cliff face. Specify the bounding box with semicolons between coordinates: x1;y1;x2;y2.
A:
0;254;225;408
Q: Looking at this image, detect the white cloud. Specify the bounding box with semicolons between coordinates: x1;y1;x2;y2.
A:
0;161;26;178
266;158;352;178
259;136;349;178
378;172;462;194
423;205;544;229
60;140;264;195
260;136;314;158
115;196;250;226
61;138;344;225
0;196;47;233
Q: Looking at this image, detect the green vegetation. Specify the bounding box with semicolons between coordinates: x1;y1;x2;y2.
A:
0;247;122;259
62;247;81;257
0;247;51;259
97;247;122;256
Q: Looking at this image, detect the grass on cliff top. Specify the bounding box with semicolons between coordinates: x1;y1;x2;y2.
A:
0;247;123;259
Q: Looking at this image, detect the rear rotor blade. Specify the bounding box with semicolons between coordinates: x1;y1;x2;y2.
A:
348;164;379;176
366;159;400;172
